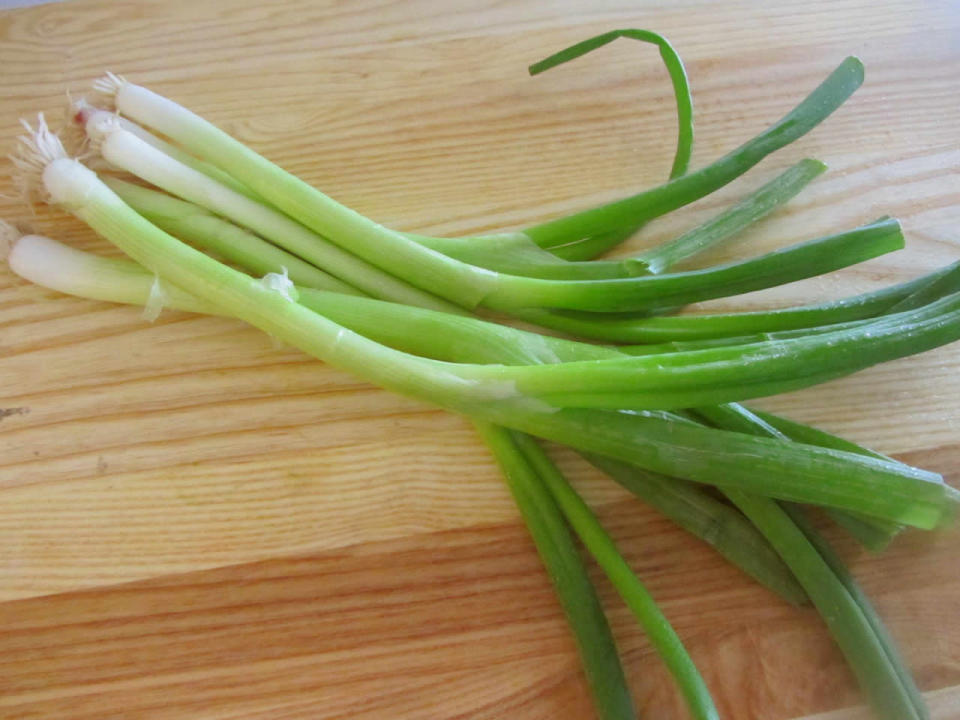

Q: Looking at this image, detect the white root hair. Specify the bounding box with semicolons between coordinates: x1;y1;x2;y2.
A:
66;95;95;130
82;109;123;157
63;97;122;170
91;72;126;109
9;113;70;203
62;94;97;159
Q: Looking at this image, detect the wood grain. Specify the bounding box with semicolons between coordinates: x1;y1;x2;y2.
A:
0;0;958;718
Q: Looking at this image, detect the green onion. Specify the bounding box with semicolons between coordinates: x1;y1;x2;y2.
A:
78;103;258;200
477;422;636;720
750;409;893;462
91;119;462;313
466;291;960;413
529;28;693;259
9;224;936;716
786;506;930;720
10;227;636;719
733;496;929;720
634;159;826;274
691;403;901;552
522;57;864;246
103;176;362;295
94;57;860;310
403;230;648;280
512;433;719;720
602;403;928;718
93;121;887;314
44;181;959;358
687;388;921;714
8;231;824;603
8;163;957;529
7;233;220;314
527;28;693;181
10;35;956;720
746;408;904;551
488;218;904;313
517;262;960;343
886;261;960;313
584;454;808;605
494;407;955;530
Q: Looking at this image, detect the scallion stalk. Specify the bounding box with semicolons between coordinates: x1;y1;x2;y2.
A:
785;505;930;720
527;28;694;257
691;403;901;552
7;232;819;602
476;422;637;720
92;122;894;314
728;494;927;720
486;218;904;313
9;154;958;530
584;454;808;605
89;119;463;313
674;411;921;717
527;28;693;181
516;262;960;343
512;433;719;720
522;57;864;246
78;103;258;200
8;34;954;720
633;159;826;274
94;57;861;310
407;230;647;280
103;176;362;295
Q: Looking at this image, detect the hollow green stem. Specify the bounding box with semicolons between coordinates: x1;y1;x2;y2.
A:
522;57;863;246
103;177;362;295
98;128;463;313
94;174;639;719
531;27;695;259
692;404;901;551
746;409;904;551
749;410;892;462
98;119;891;314
22;217;960;430
786;506;930;720
494;218;904;313
545;227;639;261
887;261;960;313
11;232;810;603
512;434;719;720
528;28;693;181
517;262;958;343
13;184;958;529
476;422;636;720
104;59;859;311
691;390;916;706
407;231;647;280
730;496;926;720
584;454;808;605
635;159;827;274
423;157;824;279
482;405;955;530
457;291;960;415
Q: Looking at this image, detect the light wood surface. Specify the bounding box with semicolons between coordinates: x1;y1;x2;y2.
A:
1;1;959;718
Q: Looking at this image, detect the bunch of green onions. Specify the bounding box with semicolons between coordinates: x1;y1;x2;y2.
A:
7;30;958;720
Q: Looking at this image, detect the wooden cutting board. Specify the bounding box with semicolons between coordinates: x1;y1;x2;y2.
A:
1;1;958;718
